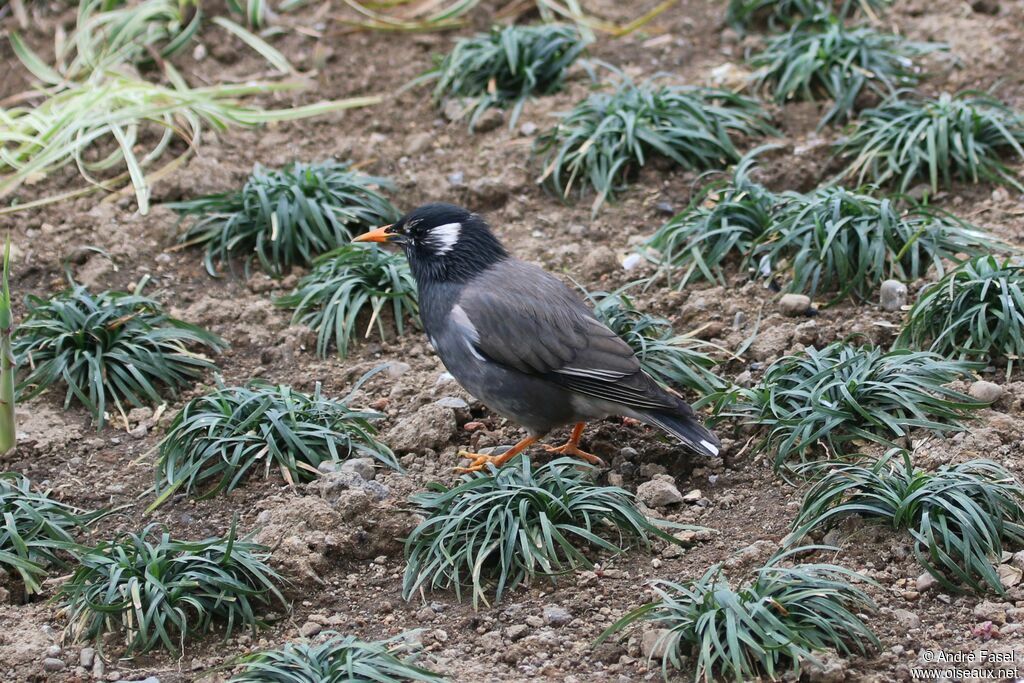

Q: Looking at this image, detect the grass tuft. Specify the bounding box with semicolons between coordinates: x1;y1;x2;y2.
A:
59;0;203;75
171;161;400;278
836;90;1024;193
713;342;985;472
0;473;105;594
58;523;285;655
897;255;1024;378
13;282;223;427
749;18;938;127
535;73;774;213
757;186;1000;303
791;452;1024;595
152;379;397;507
600;547;878;682
275;245;418;359
726;0;892;31
227;631;444;682
431;23;588;130
338;0;674;36
403;455;688;608
585;287;725;397
0;60;379;214
644;148;778;288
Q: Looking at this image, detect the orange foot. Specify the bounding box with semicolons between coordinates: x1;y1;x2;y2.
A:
543;442;605;465
542;422;606;466
454;436;537;473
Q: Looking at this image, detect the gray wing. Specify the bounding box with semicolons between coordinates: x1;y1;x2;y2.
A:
454;259;677;411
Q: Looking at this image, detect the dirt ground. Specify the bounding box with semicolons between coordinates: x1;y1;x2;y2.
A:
1;0;1024;681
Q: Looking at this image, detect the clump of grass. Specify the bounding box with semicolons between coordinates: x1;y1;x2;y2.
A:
714;342;985;472
0;60;379;215
600;547;878;682
56;0;203;74
58;523;285;654
790;451;1024;595
837;90;1024;193
276;245;418;359
228;0;305;28
757;186;1000;303
13;0;291;80
535;74;774;213
431;23;588;130
151;379;397;508
726;0;892;30
585;287;725;397
0;473;106;594
12;282;224;427
339;0;674;36
403;455;687;608
644;148;778;288
897;255;1024;378
749;18;938;127
171;161;399;278
228;631;443;682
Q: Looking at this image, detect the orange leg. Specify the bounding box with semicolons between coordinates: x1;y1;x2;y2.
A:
455;435;538;473
543;423;605;466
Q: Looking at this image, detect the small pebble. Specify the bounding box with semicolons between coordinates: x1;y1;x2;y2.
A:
299;621;322;637
969;380;1004;403
641;629;671;659
543;605;572;626
880;279;908;311
636;479;683;508
43;658;66;672
779;293;814;317
507;624;529;641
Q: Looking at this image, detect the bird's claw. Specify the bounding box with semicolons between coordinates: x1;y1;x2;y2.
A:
543;442;605;466
454;451;506;473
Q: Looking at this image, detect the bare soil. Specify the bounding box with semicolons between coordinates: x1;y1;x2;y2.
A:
1;0;1024;681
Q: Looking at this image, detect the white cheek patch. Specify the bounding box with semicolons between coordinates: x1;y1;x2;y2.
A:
429;222;462;254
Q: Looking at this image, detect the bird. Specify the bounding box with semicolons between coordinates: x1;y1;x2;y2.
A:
353;203;720;472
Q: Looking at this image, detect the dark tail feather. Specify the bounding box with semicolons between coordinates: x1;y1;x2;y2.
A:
643;409;721;458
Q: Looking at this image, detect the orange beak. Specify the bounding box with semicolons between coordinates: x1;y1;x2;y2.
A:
353;224;396;243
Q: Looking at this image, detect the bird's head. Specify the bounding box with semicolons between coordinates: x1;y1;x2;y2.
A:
354;203;508;283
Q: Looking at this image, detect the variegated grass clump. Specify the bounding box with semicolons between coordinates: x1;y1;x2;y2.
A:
600;548;878;682
151;379;397;507
171;160;399;277
0;473;106;595
13;283;224;427
897;255;1024;378
403;456;688;608
837;90;1024;192
711;342;985;472
535;73;774;213
276;245;418;358
228;631;443;682
790;452;1024;595
430;23;588;129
